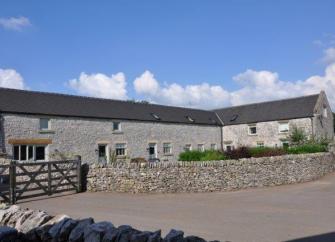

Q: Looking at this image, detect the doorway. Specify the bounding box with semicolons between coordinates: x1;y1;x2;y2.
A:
148;143;157;160
98;144;107;163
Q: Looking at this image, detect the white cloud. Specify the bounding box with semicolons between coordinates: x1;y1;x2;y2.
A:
134;70;159;96
133;70;230;109
133;62;335;109
68;72;128;100
0;69;26;89
0;16;31;31
322;47;335;64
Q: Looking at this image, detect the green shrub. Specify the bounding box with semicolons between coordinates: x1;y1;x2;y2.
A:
179;151;203;161
287;144;327;154
179;150;227;161
200;150;227;161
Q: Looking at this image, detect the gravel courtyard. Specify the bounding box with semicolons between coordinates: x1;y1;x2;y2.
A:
20;173;335;242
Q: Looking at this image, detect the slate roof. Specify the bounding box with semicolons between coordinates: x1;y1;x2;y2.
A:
0;87;220;126
214;94;320;126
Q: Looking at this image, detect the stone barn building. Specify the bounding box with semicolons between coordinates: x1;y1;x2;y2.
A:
0;88;333;163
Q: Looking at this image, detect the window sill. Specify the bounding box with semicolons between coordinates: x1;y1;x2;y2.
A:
248;134;258;136
112;131;124;134
279;132;289;134
116;155;127;159
163;153;174;156
39;130;55;134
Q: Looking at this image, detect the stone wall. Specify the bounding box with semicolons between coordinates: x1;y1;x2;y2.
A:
312;91;334;140
87;152;335;193
221;117;313;149
0;205;215;242
2;114;221;164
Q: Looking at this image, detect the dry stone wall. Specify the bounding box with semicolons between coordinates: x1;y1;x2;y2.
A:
0;205;216;242
87;152;335;193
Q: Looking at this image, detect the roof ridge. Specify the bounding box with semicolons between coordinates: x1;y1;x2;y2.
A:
213;93;320;111
0;87;214;113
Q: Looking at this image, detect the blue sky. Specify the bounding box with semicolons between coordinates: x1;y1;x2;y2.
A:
1;0;335;109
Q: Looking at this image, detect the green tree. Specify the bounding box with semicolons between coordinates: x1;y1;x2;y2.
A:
289;126;307;146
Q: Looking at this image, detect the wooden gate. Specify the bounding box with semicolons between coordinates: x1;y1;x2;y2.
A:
0;158;82;204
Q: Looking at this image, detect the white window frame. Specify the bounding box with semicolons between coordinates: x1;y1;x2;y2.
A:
197;144;205;152
248;124;257;135
39;118;50;131
323;107;328;118
256;142;265;148
13;144;47;161
115;143;127;157
184;144;192;152
113;122;121;132
210;144;217;150
278;122;289;133
163;143;172;155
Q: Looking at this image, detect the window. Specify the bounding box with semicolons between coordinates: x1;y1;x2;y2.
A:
210;144;217;150
282;141;289;149
35;146;46;160
163;143;172;155
40;118;50;130
13;145;46;161
115;143;126;156
248;124;257;135
186;116;195;122
323;107;328;118
197;144;205;152
184;144;192;151
113;122;121;131
279;122;289;133
225;145;233;152
257;142;264;148
151;113;161;120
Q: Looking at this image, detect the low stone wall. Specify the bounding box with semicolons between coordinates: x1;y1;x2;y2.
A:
87;152;335;193
0;205;214;242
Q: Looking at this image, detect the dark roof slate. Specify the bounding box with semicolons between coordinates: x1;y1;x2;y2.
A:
214;94;320;125
0;88;220;126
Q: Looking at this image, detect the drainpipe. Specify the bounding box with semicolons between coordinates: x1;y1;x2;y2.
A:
215;113;225;152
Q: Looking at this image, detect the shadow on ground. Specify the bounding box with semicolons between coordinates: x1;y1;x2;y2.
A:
286;232;335;242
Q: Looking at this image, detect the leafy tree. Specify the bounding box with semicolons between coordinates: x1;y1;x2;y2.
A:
289;126;307;146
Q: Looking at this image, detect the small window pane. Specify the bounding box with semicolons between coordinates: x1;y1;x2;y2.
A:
279;122;289;133
197;144;204;152
184;144;192;151
40;118;50;130
163;143;172;154
28;146;34;160
20;145;27;161
13;146;19;160
249;126;257;135
115;143;126;156
257;142;264;148
210;144;217;150
36;146;45;160
113;122;121;131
